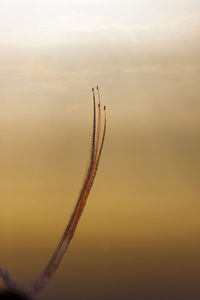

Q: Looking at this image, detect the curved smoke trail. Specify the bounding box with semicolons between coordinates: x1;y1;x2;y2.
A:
85;105;107;197
93;85;101;164
40;88;97;279
0;87;106;296
81;86;103;205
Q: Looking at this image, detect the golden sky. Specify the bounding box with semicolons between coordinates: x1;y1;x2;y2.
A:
0;1;200;299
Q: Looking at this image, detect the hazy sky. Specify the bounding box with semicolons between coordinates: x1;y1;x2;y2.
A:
1;0;200;45
0;1;200;300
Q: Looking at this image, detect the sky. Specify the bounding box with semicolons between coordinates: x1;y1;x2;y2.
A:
1;0;200;45
0;1;200;300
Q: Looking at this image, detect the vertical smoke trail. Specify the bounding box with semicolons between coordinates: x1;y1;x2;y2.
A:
93;85;101;164
93;106;107;180
79;88;105;203
0;87;106;296
84;106;107;198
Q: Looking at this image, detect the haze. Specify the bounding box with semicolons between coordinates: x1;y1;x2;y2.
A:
0;1;200;299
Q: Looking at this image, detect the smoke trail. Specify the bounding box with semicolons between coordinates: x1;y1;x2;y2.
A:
84;106;107;198
0;88;106;296
40;88;97;278
79;99;106;207
93;85;101;165
31;88;98;291
79;86;102;208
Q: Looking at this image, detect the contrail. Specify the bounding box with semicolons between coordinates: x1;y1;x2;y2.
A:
85;105;107;197
81;86;102;205
35;88;97;283
41;88;97;278
0;87;106;296
94;85;101;164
